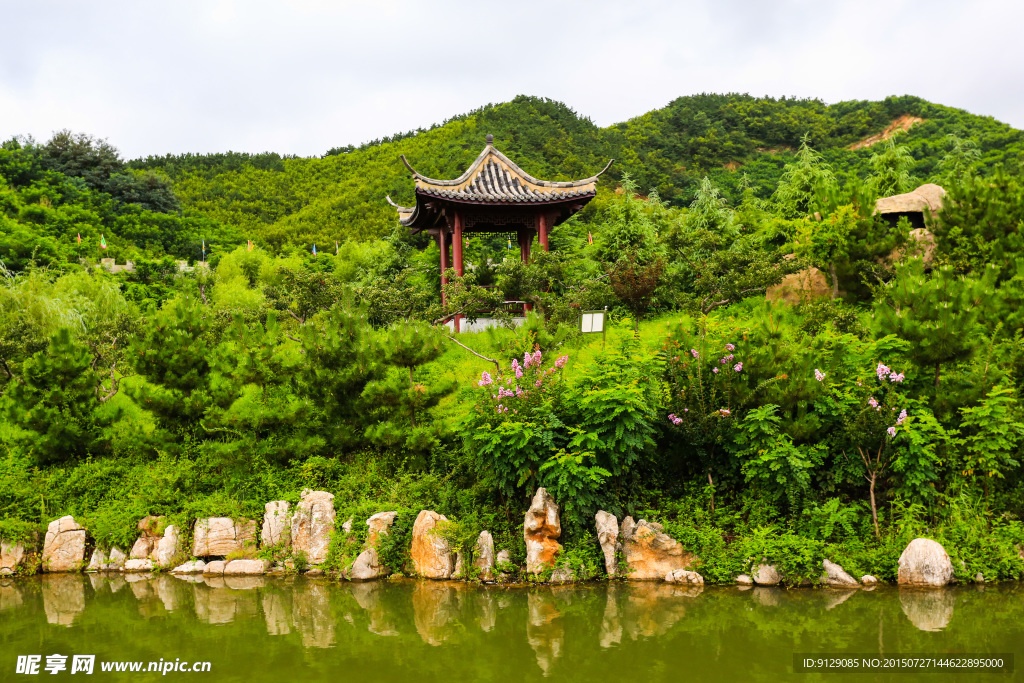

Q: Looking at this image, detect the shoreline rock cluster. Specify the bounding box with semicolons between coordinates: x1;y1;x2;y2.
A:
0;488;973;588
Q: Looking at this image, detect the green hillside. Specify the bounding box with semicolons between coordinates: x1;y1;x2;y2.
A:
125;94;1023;255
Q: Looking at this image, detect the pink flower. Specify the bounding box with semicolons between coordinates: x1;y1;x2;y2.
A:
690;349;699;358
533;350;543;366
896;409;908;425
535;379;542;387
887;426;897;437
684;408;688;412
478;371;493;387
876;363;891;381
733;362;743;372
814;369;825;382
720;408;731;416
868;397;879;409
515;366;523;379
555;355;568;368
725;343;735;351
889;372;904;383
712;367;719;373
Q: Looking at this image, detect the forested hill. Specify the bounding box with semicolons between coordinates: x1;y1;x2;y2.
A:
3;93;1023;266
127;94;1023;252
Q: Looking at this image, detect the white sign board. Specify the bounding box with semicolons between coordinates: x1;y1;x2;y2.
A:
581;311;605;334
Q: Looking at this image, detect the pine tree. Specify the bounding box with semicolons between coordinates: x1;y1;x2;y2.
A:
4;328;116;465
772;134;837;218
867;131;916;197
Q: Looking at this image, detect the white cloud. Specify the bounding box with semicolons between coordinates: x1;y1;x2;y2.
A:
1;0;1021;158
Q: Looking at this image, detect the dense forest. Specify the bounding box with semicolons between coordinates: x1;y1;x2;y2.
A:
3;93;1024;584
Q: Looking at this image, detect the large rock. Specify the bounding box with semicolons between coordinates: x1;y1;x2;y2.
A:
203;560;226;576
349;511;398;581
130;537;155;560
223;559;270;575
124;559;154;572
665;569;704;585
620;517;692;580
888;229;937;265
86;548;106;573
1;541;26;575
595;510;619;577
524;488;562;574
875;183;946;216
42;516;88;572
171;560;207;575
752;564;781;585
290;490;335;565
898;538;954;587
766;267;830;305
130;515;164;559
192;518;257;557
822;559;859;587
106;547;127;571
411;510;454;579
474;531;496;581
261;501;291;548
152;526;181;568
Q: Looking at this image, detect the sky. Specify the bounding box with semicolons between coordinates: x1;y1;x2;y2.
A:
2;0;1022;159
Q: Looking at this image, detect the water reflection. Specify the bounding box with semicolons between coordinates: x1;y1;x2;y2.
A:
0;579;23;611
899;589;956;631
42;574;85;626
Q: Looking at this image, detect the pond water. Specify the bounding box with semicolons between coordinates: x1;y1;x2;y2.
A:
1;575;1021;681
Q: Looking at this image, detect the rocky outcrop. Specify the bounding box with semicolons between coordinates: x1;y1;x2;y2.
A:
1;541;26;576
42;516;87;572
524;488;562;574
861;574;878;585
130;516;163;559
349;511;398;581
192;518;257;558
224;559;270;575
474;531;496;581
290;490;335;565
124;559;154;572
106;547;127;571
822;559;858;587
86;549;105;573
171;560;207;574
897;538;953;587
261;501;291;548
620;517;692;580
595;510;619;577
151;526;181;567
410;510;454;579
766;267;831;305
203;560;226;576
875;183;945;216
736;574;753;585
888;229;937;265
752;564;781;586
665;569;704;584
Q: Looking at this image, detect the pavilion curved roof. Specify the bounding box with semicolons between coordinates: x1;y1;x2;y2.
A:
388;139;612;228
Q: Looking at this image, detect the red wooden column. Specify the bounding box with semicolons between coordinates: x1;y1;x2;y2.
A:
438;231;449;305
518;229;531;264
453;211;464;332
538;212;550;252
453;211;464;276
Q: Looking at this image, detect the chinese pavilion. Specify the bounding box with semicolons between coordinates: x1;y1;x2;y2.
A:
388;135;612;328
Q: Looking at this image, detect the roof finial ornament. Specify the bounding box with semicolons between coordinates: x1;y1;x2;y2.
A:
486;134;493;146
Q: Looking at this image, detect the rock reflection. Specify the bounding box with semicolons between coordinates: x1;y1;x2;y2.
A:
152;575;185;611
412;581;459;646
350;582;399;636
527;590;564;675
823;589;857;611
42;574;85;626
599;585;621;649
474;590;497;632
0;580;23;611
899;589;956;632
292;582;335;648
262;590;292;636
622;583;692;639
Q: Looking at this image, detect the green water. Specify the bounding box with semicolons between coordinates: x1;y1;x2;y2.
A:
1;575;1021;682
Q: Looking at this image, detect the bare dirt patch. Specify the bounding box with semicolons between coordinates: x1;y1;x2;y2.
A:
848;115;924;150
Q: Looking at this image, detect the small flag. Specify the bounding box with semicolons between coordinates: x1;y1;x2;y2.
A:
588;231;594;245
507;237;512;250
335;240;339;255
312;243;317;256
202;239;206;261
76;233;81;244
99;234;107;250
247;240;253;252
